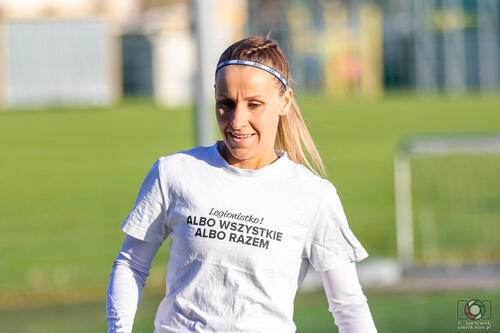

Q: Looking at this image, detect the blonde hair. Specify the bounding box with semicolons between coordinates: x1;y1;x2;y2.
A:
217;37;326;178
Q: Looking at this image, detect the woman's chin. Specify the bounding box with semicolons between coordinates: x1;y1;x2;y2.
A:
223;138;254;158
226;147;254;163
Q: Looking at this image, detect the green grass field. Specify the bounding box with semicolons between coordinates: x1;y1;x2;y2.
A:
1;95;499;331
1;289;498;333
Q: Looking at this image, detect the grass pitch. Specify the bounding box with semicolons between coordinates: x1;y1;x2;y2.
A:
0;289;498;332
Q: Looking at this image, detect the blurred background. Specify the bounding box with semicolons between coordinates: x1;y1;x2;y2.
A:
0;0;499;332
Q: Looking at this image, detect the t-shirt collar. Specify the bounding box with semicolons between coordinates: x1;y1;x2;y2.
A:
211;141;289;177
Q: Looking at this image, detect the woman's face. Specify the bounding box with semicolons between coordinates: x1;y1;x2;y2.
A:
215;65;293;169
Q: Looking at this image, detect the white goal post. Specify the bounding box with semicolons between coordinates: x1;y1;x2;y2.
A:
394;134;500;267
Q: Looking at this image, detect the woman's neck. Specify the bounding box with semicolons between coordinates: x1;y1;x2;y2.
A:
218;142;279;170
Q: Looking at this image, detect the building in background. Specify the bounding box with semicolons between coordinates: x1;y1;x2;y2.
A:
382;0;500;93
0;0;135;109
1;20;121;109
0;0;499;110
0;0;246;109
248;0;384;98
249;0;500;97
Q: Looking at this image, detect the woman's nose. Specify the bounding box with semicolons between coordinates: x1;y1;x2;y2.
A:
230;103;247;130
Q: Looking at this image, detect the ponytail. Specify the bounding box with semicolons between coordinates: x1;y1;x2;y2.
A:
276;97;327;178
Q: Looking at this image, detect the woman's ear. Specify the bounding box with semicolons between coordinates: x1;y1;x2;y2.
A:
279;88;293;116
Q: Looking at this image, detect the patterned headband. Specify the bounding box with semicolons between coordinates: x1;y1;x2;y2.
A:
216;59;288;88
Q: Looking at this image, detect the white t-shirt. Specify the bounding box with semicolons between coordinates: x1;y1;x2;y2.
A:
121;141;369;333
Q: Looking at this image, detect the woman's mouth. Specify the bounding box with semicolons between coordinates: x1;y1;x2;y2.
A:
229;132;255;144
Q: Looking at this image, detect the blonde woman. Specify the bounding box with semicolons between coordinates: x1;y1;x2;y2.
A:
107;37;377;333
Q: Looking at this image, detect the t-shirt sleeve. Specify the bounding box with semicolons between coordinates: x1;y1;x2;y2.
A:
305;180;369;272
121;158;169;243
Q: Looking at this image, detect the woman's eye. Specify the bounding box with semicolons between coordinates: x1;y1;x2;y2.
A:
219;99;234;108
249;103;262;109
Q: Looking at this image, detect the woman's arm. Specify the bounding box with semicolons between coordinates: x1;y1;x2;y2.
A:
320;261;377;333
106;235;162;333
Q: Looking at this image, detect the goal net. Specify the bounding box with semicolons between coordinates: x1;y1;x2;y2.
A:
394;134;500;268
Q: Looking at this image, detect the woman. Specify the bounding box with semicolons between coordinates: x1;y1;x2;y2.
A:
107;37;377;333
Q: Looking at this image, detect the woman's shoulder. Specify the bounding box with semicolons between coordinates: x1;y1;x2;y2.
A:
157;145;214;166
154;144;228;179
286;159;335;192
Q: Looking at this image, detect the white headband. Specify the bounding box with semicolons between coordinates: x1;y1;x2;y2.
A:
216;59;288;88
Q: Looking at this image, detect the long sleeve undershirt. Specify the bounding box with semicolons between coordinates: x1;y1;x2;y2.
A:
106;236;162;333
106;235;377;333
320;260;378;332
